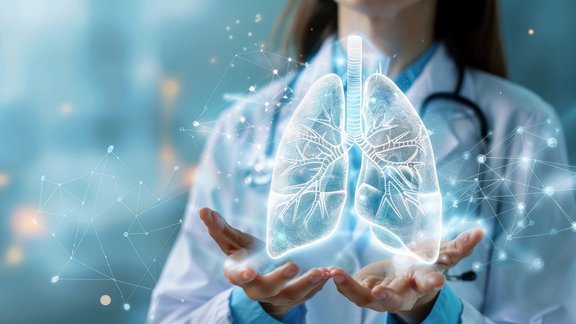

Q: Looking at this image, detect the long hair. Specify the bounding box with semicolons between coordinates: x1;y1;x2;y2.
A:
273;0;507;78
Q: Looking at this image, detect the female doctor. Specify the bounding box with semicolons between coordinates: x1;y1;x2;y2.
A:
148;0;576;323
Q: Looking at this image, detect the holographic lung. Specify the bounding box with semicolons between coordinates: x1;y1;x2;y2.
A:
267;36;442;263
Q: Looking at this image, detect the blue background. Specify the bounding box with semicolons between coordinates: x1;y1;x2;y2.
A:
0;0;574;323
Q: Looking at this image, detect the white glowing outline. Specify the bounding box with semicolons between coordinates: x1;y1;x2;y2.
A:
267;35;442;263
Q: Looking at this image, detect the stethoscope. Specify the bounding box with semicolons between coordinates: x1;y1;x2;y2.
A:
242;59;490;282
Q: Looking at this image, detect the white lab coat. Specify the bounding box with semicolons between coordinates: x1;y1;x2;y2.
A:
148;40;576;323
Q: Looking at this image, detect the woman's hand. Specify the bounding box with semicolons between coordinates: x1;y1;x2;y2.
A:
330;229;484;323
199;207;330;319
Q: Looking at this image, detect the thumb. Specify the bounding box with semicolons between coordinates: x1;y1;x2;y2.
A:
199;207;261;255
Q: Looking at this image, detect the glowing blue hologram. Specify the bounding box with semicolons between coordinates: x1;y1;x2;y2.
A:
266;35;442;263
266;73;348;259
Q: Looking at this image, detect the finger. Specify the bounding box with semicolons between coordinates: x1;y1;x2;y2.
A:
372;268;444;313
359;276;382;290
436;228;484;269
199;208;260;255
224;264;258;286
331;268;373;307
279;268;330;302
241;262;300;300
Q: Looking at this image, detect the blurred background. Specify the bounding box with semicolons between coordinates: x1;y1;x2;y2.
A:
0;0;574;323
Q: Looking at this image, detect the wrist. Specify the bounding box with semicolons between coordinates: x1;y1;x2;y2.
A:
394;289;440;324
259;302;293;320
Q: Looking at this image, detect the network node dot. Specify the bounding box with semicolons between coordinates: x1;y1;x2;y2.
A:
100;295;111;306
192;121;200;127
174;165;180;171
51;276;59;283
571;222;576;232
123;303;130;311
249;86;256;92
272;69;278;75
476;154;486;164
498;251;507;261
532;258;544;270
506;234;513;241
179;127;185;131
117;196;122;202
517;202;525;212
107;145;114;153
41;175;46;181
544;186;555;196
240;116;246;123
462;151;470;160
547;137;557;148
472;261;484;272
123;232;128;238
516;126;524;134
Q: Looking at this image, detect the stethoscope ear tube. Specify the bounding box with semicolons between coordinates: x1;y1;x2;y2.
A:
419;65;490;145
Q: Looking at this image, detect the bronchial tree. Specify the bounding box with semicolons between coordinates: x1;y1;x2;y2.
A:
267;35;442;264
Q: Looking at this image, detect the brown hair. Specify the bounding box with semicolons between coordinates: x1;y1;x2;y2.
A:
273;0;507;78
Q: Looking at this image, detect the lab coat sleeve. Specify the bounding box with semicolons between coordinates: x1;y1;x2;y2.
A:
464;102;576;323
387;285;465;324
230;287;307;324
147;115;239;324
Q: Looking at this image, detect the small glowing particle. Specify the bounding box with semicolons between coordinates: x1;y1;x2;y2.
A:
522;156;530;163
255;14;262;23
532;258;544;270
370;97;376;103
123;232;128;238
225;26;230;31
272;69;278;75
117;196;122;202
516;126;524;134
139;181;143;185
249;86;256;92
235;19;240;24
264;101;270;107
210;57;217;64
506;234;513;241
248;32;253;37
288;57;292;62
100;295;112;306
517;202;525;212
472;261;484;272
528;28;535;36
498;251;507;261
51;276;59;283
476;154;486;164
547;137;557;148
544;186;555;196
40;175;46;182
240;116;246;123
107;145;114;153
123;303;130;311
462;151;470;160
193;121;200;127
228;35;234;40
174;165;180;171
571;222;576;232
